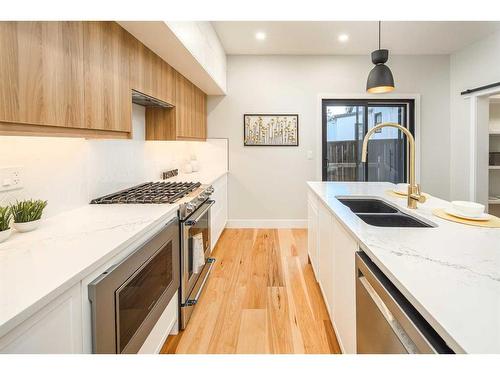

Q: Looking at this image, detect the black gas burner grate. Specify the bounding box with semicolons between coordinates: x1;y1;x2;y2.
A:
90;181;201;204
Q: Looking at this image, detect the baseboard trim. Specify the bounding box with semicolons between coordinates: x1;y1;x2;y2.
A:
226;219;307;229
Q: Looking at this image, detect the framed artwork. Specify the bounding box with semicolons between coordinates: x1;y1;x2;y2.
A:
244;114;299;146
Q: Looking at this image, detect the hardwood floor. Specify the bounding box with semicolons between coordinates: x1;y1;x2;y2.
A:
160;228;341;354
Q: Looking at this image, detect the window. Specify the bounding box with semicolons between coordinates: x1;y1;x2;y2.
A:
322;99;415;183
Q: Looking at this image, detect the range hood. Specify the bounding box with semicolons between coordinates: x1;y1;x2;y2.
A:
132;90;173;108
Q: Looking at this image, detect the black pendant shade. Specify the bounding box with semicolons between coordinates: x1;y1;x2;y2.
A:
366;22;395;93
366;49;394;93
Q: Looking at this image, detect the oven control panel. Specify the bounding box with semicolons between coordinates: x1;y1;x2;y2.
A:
179;185;214;220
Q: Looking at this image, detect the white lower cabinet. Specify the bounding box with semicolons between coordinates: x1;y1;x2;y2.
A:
331;216;358;354
307;187;358;354
307;192;319;278
0;283;82;353
318;202;334;313
210;173;228;250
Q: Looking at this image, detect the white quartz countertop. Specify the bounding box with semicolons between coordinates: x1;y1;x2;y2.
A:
0;170;227;337
307;181;500;354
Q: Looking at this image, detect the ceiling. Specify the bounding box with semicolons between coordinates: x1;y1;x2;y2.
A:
212;21;500;55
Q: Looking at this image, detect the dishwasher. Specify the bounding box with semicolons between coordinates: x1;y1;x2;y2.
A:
355;251;454;354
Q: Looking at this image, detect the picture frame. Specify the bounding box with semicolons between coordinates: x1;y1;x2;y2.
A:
244;114;299;146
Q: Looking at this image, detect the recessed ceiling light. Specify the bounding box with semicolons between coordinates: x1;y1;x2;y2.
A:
338;34;349;43
255;31;267;41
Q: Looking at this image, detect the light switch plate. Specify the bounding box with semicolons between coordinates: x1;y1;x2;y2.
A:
307;150;313;160
0;166;23;192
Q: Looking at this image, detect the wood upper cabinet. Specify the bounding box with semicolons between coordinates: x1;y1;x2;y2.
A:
145;71;207;141
160;61;176;105
0;22;85;128
130;39;175;105
0;21;203;139
175;72;206;140
193;83;207;139
175;72;195;138
83;22;132;133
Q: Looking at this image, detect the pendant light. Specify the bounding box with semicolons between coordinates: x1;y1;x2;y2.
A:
366;21;395;93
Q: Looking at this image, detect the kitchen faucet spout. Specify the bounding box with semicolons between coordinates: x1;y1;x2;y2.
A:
361;122;425;209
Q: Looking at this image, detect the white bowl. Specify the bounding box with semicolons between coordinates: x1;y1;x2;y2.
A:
451;201;485;218
13;220;41;233
0;228;12;243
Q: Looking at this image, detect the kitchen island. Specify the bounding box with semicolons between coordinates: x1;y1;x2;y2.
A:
307;181;500;354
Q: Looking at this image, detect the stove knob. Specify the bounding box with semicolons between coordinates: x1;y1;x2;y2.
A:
198;194;207;201
207;186;214;194
186;202;196;212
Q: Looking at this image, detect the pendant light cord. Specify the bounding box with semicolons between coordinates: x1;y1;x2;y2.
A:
378;20;381;50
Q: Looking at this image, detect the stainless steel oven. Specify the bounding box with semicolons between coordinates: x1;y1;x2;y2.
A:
179;199;215;329
88;218;179;354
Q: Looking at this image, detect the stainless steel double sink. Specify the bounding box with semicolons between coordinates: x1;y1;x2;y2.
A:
336;197;434;228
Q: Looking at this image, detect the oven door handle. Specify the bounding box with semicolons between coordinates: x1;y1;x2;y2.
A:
186;258;216;306
185;200;215;226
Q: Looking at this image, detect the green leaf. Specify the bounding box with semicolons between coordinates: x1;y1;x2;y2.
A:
10;200;48;223
0;206;12;231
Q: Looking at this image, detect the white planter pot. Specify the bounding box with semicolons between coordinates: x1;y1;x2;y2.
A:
13;220;41;233
0;228;12;243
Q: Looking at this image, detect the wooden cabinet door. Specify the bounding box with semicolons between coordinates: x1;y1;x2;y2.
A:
130;39;174;105
160;60;175;105
0;22;84;128
83;22;132;133
175;72;195;138
174;72;206;140
193;85;207;139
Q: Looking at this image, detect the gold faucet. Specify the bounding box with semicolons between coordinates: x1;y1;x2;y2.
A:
361;122;426;209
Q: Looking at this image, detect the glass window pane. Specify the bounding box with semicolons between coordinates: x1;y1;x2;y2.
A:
322;100;413;183
366;106;406;183
325;105;365;181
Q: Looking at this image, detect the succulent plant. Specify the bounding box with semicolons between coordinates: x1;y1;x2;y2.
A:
0;206;12;231
10;200;48;223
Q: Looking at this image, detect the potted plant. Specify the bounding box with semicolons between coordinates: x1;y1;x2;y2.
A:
0;206;12;243
10;199;48;233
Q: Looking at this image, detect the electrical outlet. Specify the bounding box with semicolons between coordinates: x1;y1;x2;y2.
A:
0;166;23;192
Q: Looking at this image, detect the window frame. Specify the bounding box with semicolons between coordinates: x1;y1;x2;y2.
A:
321;98;415;182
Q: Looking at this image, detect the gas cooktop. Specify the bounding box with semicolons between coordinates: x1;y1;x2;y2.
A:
90;181;201;204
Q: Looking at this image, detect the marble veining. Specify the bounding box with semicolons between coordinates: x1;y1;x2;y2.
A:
307;181;500;354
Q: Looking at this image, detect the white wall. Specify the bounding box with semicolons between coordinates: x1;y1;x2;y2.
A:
166;22;227;93
208;55;450;225
450;30;500;200
0;104;227;218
